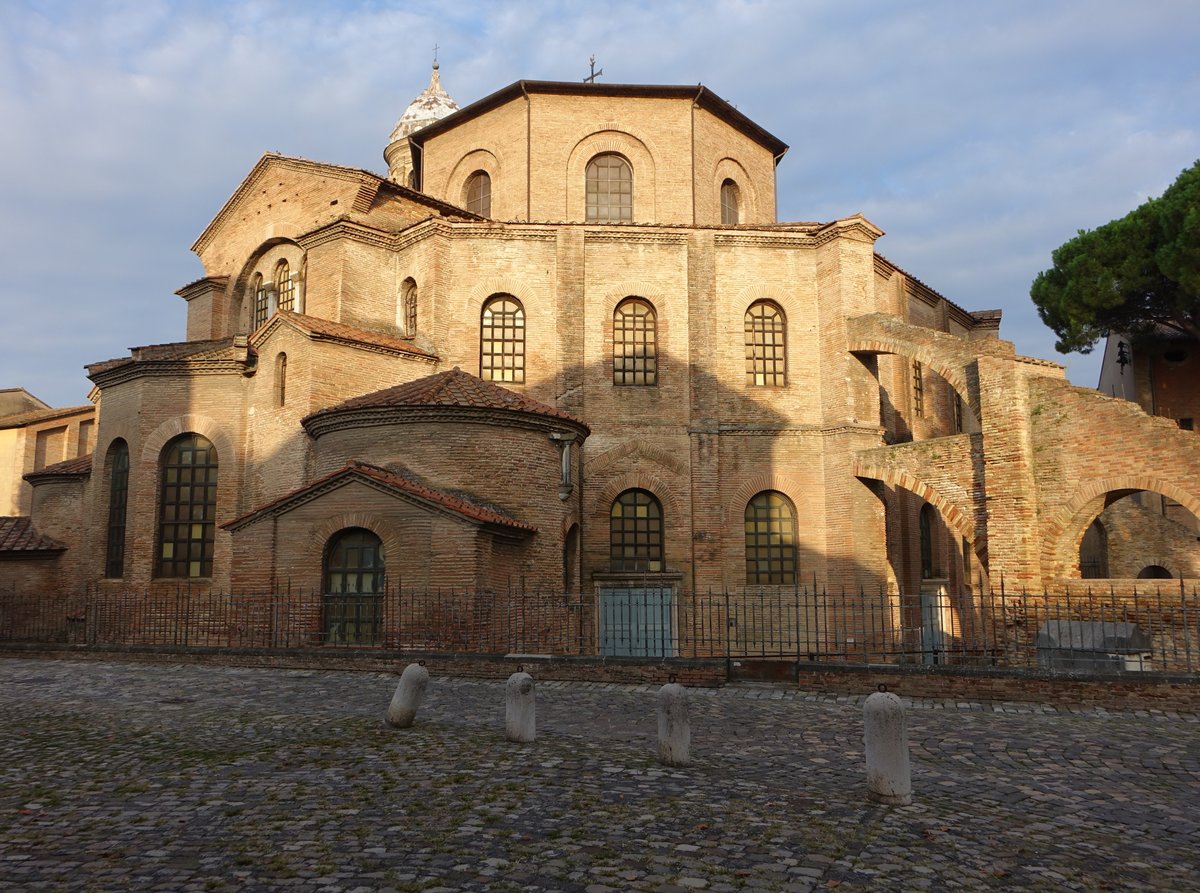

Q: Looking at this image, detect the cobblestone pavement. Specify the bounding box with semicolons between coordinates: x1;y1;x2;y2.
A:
2;659;1198;893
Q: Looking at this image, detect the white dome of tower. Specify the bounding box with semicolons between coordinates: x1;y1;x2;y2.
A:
385;61;459;185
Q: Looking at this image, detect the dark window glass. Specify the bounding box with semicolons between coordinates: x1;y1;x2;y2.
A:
721;178;740;225
465;171;491;217
275;260;295;312
403;279;417;336
156;434;218;579
744;491;797;585
324;528;385;645
610;489;663;572
586;154;632;223
104;440;129;578
613;298;657;386
745;300;786;386
480;295;525;383
252;274;268;330
919;503;935;579
912;361;924;418
276;353;287;407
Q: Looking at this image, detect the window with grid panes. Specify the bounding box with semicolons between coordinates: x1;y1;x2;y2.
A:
465;171;491;217
953;392;963;433
721;179;740;225
613;298;657;386
610;489;663;572
744;491;797;585
155;434;218;578
919;503;935;578
252;274;268;330
586;154;632;222
480;295;525;383
275;260;295;312
912;361;924;417
744;300;786;386
324;528;385;645
104;439;129;578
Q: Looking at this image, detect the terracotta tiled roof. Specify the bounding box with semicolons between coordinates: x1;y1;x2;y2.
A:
0;405;95;430
224;461;535;534
0;517;66;554
304;367;587;429
24;454;93;482
266;312;436;358
87;338;241;378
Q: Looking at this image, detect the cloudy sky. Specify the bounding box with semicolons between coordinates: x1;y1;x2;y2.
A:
2;0;1198;407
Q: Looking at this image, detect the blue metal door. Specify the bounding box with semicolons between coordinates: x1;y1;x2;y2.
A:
599;587;674;657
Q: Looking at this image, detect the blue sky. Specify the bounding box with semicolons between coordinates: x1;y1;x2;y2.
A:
2;0;1199;406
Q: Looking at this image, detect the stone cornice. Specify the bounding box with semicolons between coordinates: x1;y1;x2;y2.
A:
302;404;590;441
88;358;252;390
714;232;817;249
813;215;885;247
584;229;689;245
175;276;230;302
296;218;397;251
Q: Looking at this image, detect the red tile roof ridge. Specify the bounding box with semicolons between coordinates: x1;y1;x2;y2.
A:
0;516;67;553
0;404;95;430
24;454;93;481
269;311;436;358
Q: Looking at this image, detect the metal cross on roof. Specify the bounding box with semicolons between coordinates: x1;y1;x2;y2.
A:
433;43;439;64
584;55;604;83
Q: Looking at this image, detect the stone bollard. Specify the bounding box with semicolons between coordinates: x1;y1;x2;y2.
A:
863;686;912;805
505;669;536;742
385;661;429;729
657;678;691;766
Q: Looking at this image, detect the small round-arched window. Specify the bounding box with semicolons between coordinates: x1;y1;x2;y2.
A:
324;528;386;645
610;489;663;572
720;178;740;225
586;154;632;223
745;491;796;585
464;171;491;217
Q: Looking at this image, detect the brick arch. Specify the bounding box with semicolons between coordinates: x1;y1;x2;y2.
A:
713;156;757;223
310;512;404;572
1042;475;1200;577
846;333;977;421
585;439;688;478
560;510;580;538
727;474;811;527
230;237;306;335
141;415;236;467
458;277;538;320
852;461;982;559
440;147;502;214
592;471;682;524
565;129;656;222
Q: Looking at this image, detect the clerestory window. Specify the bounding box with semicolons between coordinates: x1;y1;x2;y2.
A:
586;154;632;223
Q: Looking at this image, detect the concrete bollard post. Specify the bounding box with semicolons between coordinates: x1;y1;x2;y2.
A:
863;686;912;805
385;661;429;728
505;669;536;742
657;678;691;766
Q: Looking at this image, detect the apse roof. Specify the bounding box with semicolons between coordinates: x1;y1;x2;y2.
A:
0;516;66;554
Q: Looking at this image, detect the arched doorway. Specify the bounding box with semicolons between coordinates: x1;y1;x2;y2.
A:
324;528;385;645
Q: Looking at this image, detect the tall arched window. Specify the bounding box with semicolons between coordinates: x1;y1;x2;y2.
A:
586;153;632;222
104;439;129;578
744;491;797;585
324;527;385;645
919;503;936;579
613;298;657;386
402;278;418;336
480;295;525;383
1080;520;1109;579
275;352;287;407
610;489;663;572
156;434;218;579
745;300;786;386
275;260;295;312
721;178;740;225
464;171;491;217
252;273;268;330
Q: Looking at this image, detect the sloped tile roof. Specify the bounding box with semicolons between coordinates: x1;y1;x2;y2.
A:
24;454;93;483
304;367;586;429
267;312;436;358
224;461;535;534
0;517;66;554
87;338;241;377
0;405;94;430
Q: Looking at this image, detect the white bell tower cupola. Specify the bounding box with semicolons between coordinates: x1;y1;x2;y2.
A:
385;60;459;187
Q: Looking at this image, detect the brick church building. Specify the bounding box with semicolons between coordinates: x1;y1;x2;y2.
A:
4;65;1198;651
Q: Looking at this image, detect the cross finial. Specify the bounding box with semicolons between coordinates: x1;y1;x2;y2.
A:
433;43;440;64
584;54;604;84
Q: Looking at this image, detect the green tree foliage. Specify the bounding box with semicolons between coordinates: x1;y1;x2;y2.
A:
1030;159;1200;353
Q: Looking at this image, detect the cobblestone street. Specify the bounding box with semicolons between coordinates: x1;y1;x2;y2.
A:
2;658;1198;892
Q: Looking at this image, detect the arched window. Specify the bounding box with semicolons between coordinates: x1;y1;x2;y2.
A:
252;273;268;330
744;491;797;585
744;300;786;386
275;352;287;407
586;153;632;223
464;171;491;217
402;278;418;336
564;523;580;593
912;361;925;418
156;434;218;579
610;489;663;572
1137;564;1173;579
480;295;525;383
919;503;935;579
275;260;295;313
324;528;385;645
104;439;129;578
1079;519;1109;579
721;178;740;225
613;298;657;386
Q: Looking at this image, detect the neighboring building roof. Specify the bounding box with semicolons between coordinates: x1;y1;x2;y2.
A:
409;80;789;159
0;388;50;417
389;61;460;144
24;454;93;484
0;516;66;555
0;404;94;430
224;460;536;535
258;311;438;359
302;366;589;434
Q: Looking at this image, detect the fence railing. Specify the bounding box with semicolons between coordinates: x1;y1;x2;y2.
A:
1;581;1197;675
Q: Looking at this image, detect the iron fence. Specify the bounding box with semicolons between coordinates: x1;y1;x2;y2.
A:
1;580;1197;675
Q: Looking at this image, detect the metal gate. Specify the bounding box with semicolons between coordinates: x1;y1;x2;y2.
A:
599;587;675;657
